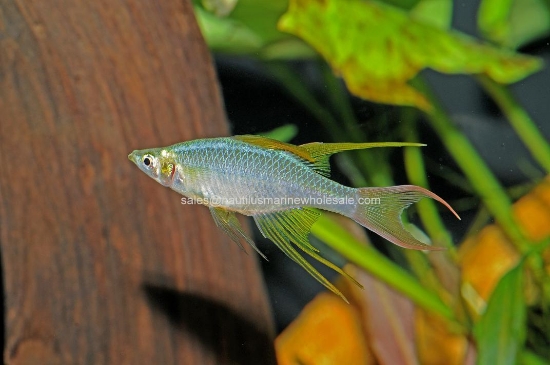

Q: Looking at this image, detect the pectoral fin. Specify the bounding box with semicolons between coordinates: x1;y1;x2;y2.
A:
253;208;362;303
209;207;267;260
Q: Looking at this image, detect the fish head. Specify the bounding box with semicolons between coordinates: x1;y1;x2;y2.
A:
128;148;176;187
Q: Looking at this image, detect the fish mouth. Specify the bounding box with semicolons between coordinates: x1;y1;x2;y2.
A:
128;151;137;163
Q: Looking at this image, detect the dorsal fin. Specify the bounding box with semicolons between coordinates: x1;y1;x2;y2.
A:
235;135;425;178
300;141;426;176
233;135;314;163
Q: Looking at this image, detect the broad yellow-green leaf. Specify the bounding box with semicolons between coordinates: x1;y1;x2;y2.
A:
278;0;542;110
473;264;526;365
478;0;550;48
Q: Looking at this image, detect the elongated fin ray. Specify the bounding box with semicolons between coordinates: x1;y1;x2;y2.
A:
274;208;321;253
294;243;363;289
273;211;362;287
301;141;426;176
253;208;362;302
352;185;460;250
209;207;267;260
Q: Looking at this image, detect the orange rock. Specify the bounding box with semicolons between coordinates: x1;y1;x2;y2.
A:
458;225;520;309
415;309;473;365
275;293;374;365
513;178;550;242
458;177;550;314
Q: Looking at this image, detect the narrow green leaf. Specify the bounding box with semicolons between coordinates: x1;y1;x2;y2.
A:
520;350;550;365
474;264;527;365
311;213;456;321
259;124;298;142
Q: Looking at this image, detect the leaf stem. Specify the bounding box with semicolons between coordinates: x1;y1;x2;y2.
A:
476;75;550;173
266;62;344;139
268;62;393;186
312;213;457;322
413;77;533;254
401;109;457;252
321;66;393;186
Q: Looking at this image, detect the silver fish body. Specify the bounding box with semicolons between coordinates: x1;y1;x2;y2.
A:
170;137;355;216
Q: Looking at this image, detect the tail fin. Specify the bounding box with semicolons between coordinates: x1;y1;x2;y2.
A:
352;185;460;250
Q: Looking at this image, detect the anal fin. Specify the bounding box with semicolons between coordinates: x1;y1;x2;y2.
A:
253;208;362;302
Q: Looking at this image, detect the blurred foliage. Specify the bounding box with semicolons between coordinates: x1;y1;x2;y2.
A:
473;264;526;365
478;0;550;49
259;124;298;141
194;0;550;363
278;0;541;110
194;0;316;58
201;0;238;16
278;179;550;364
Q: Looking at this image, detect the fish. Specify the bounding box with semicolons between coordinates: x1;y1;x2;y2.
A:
128;135;460;302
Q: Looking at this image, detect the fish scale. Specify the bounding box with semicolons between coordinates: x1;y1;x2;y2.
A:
173;138;354;214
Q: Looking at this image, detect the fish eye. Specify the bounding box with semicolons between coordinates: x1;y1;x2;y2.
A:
142;154;155;168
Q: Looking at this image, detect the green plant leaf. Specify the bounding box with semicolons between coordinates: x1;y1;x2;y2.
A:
195;0;317;58
473;264;527;365
478;0;550;49
277;0;543;110
202;0;239;16
520;350;550;365
410;0;453;29
194;6;263;53
311;213;456;321
259;124;298;141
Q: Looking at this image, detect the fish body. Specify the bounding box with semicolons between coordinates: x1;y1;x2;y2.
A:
169;137;355;216
129;135;459;301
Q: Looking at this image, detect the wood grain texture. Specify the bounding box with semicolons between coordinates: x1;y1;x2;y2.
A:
0;0;276;364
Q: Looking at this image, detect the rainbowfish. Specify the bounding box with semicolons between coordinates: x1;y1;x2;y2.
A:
128;135;460;301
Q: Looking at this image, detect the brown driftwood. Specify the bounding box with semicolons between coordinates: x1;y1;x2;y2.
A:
0;0;275;364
